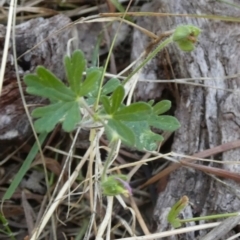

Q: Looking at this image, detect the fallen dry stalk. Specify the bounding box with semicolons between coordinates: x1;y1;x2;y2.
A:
141;140;240;188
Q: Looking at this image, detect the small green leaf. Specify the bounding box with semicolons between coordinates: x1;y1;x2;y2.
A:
24;68;75;101
33;102;79;133
102;78;121;95
153;100;171;115
149;115;181;131
106;119;135;146
168;196;189;228
32;102;63;118
110;85;125;113
85;67;102;97
113;102;152;121
143;131;164;150
64;50;86;95
125;121;163;151
101;96;111;114
80;69;102;96
62;102;81;132
148;100;155;106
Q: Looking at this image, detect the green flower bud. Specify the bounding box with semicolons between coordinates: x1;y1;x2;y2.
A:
172;25;201;52
101;174;132;197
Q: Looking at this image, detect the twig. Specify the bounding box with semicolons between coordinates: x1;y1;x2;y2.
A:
116;222;221;240
0;0;15;95
201;215;240;240
96;196;114;240
129;196;151;235
30;146;92;240
140;140;240;188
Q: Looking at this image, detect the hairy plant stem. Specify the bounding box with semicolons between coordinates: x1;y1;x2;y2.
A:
179;212;239;224
0;213;15;240
123;36;173;85
101;140;119;182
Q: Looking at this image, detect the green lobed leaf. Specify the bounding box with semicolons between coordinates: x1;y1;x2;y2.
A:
101;96;112;115
142;131;164;150
148;100;155;106
62;102;81;132
125;121;163;151
85;67;102;97
64;50;86;95
110;85;125;113
80;69;102;96
26;85;74;102
101;78;121;95
106;119;135;146
149;115;181;132
33;102;78;133
153;100;171;115
32;102;64;118
24;69;75;102
85;77;121;105
113;102;152;121
37;67;75;100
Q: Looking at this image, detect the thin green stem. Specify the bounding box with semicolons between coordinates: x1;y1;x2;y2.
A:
94;32;116;111
0;214;15;240
94;8;130;111
123;36;173;85
179;212;239;224
101;140;119;182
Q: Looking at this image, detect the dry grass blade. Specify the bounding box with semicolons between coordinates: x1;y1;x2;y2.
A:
115;222;221;240
21;191;35;237
140;140;240;188
101;12;240;22
129;196;150;235
0;0;15;96
96;196;114;240
15;6;58;14
30;146;92;240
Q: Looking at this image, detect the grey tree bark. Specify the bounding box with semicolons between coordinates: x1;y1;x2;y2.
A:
131;0;240;239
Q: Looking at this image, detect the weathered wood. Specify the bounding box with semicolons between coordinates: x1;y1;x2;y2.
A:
0;15;74;141
131;0;240;239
